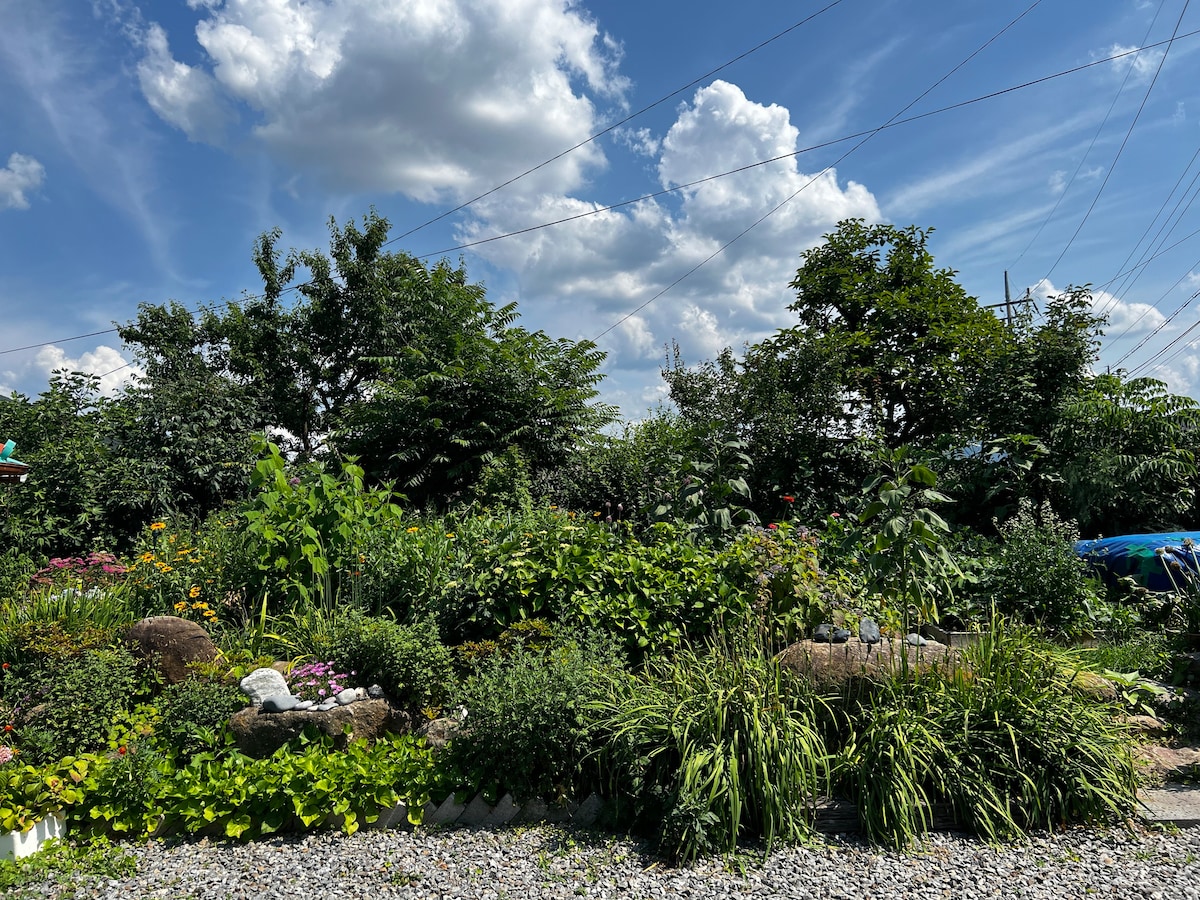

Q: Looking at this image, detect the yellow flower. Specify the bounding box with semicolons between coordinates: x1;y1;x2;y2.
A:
150;522;166;531
188;586;201;599
445;533;456;539
140;552;155;563
406;526;420;534
173;601;187;611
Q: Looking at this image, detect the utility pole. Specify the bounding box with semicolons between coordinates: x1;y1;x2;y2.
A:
1003;271;1013;328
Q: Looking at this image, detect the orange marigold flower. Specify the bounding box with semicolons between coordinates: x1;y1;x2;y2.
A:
150;522;166;531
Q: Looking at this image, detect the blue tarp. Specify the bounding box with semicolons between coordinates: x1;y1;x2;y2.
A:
1075;532;1200;592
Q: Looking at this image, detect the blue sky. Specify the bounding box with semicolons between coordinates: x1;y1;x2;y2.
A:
2;0;1200;421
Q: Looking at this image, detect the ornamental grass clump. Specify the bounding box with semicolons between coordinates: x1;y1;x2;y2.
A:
828;622;1138;847
592;635;827;865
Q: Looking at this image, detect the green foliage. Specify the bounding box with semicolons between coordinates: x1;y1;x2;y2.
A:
0;756;90;832
448;628;621;803
325;614;454;714
466;445;534;512
650;436;760;539
1049;374;1200;535
155;732;436;839
4;646;148;764
828;625;1138;847
82;742;168;835
156;678;247;757
593;637;826;865
989;501;1105;637
850;449;960;628
0;835;137;896
243;438;403;608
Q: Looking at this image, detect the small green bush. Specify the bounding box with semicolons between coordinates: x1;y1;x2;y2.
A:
829;624;1139;846
156;677;248;756
989;501;1105;637
5;646;148;764
325;614;454;713
448;628;622;803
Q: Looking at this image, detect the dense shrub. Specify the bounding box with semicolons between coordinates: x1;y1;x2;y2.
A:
988;501;1105;637
4;645;147;764
156;677;248;756
448;628;622;803
325;614;454;713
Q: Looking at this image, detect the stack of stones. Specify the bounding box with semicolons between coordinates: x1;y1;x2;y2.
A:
238;667;383;712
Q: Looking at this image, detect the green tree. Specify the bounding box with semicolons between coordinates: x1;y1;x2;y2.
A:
120;210;616;508
787;219;1012;448
1046;374;1200;535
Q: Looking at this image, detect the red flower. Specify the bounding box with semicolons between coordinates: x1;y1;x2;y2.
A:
118;746;127;755
4;725;12;733
1;663;8;670
831;512;841;519
782;495;795;503
768;523;778;530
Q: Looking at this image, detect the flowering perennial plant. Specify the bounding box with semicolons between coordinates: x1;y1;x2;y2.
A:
32;552;127;589
286;661;356;701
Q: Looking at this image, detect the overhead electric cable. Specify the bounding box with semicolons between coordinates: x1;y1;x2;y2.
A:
1127;307;1200;376
5;27;1200;358
387;0;850;246
1109;269;1200;367
1104;148;1200;307
1010;0;1167;271
591;0;1046;342
1044;0;1190;290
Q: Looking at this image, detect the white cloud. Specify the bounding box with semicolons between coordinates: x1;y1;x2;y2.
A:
32;345;139;397
139;0;628;202
1049;169;1067;195
0;152;45;210
1032;278;1165;335
1104;42;1164;83
458;80;881;414
137;23;230;143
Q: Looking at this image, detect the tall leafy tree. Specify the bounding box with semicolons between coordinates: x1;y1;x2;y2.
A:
120;209;615;507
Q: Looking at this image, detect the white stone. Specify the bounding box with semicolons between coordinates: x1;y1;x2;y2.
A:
239;668;290;705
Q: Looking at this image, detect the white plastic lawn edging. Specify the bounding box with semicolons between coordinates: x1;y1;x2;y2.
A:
369;791;606;831
0;814;64;860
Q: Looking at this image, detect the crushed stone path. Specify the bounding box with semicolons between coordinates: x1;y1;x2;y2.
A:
12;823;1200;899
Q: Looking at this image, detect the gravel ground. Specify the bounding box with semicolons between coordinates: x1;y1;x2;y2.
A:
11;824;1200;900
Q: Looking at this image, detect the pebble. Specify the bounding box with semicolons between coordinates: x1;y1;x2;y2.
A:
28;824;1200;899
335;688;358;706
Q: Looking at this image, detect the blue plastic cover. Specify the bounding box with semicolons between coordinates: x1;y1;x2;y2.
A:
1075;533;1200;591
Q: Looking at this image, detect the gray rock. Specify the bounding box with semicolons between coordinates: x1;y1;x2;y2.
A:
335;688;358;706
239;668;291;705
814;623;833;642
859;618;882;645
905;632;928;647
315;701;338;712
228;698;406;758
293;700;314;711
367;684;385;699
261;694;301;713
831;627;851;643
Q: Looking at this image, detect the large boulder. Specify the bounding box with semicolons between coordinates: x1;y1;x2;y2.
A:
776;636;960;685
125;616;219;685
228;699;408;758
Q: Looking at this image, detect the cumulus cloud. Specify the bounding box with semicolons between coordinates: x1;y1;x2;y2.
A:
1031;278;1165;335
1103;42;1164;82
137;23;230;143
32;345;140;397
0;152;45;210
138;0;628;201
458;80;880;411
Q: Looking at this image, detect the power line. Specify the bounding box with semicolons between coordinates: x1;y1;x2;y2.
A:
1010;0;1167;271
1044;0;1191;290
5;26;1200;359
592;0;1046;342
386;0;850;246
426;29;1197;261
